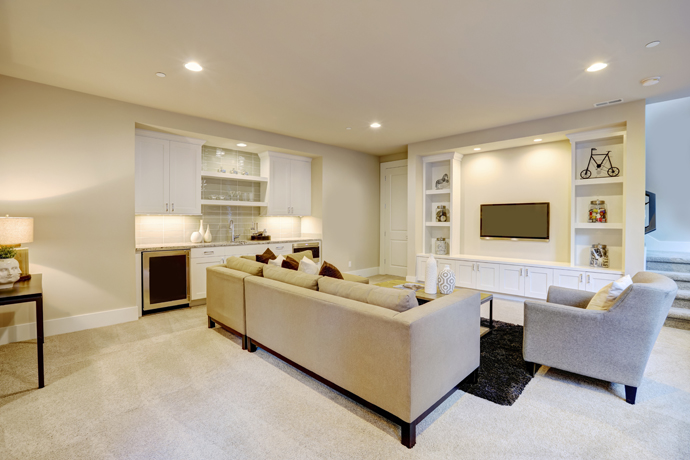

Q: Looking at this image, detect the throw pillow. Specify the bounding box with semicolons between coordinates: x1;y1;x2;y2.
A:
298;256;318;275
606;275;633;302
281;257;299;271
256;248;277;264
268;254;285;267
319;261;344;280
586;275;632;311
286;251;314;263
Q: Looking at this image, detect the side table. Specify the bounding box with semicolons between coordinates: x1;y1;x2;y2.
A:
0;274;44;388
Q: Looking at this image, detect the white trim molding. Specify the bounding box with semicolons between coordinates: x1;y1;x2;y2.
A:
0;305;139;346
346;267;381;278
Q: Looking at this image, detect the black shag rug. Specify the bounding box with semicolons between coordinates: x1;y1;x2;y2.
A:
458;318;533;406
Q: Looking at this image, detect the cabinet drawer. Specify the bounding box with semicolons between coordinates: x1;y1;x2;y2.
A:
191;248;224;259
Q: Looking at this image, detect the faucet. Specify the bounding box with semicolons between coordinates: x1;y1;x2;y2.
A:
229;220;240;242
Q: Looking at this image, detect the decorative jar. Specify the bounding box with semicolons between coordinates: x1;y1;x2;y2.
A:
438;266;456;295
435;205;449;223
435;237;448;255
588;200;607;223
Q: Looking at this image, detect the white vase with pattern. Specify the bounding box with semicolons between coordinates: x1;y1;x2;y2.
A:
425;254;438;294
438;266;456;295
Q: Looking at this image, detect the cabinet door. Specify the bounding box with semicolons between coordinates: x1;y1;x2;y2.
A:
169;141;201;215
500;265;525;296
191;257;224;300
290;159;312;216
553;270;584;291
267;156;292;215
476;263;500;292
524;267;553;300
455;261;476;289
586;272;621;293
135;136;169;214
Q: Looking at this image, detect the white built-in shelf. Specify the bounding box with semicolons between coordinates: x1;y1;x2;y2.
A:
201;171;268;182
201;200;268;207
574;177;624;186
425;222;450;227
574;223;623;230
425;189;451;195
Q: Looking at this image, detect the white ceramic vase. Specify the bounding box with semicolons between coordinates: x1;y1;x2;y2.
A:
425;254;438;294
204;225;212;243
0;258;21;289
438;266;456;295
198;220;204;235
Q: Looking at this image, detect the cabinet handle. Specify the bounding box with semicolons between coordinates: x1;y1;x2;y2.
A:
204;251;214;255
587;274;591;284
166;203;169;212
525;268;529;276
172;203;175;212
275;246;284;250
579;274;583;282
519;268;523;276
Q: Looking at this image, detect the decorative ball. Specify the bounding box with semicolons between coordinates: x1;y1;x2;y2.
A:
438;266;456;295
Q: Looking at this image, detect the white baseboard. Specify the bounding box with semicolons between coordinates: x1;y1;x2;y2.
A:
645;235;690;253
0;305;139;346
345;266;380;277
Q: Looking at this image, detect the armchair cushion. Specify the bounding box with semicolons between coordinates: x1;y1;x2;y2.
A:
586;275;633;311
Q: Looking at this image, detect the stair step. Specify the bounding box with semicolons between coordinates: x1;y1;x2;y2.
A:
665;307;690;330
649;271;690;289
672;295;690;310
647;261;690;273
647;251;690;263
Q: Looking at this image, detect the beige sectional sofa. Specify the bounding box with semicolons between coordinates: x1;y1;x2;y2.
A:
206;257;481;448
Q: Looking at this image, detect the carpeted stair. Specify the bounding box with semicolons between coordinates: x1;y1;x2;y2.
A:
648;250;690;330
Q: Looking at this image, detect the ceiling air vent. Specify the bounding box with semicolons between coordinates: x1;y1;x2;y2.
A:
594;98;624;108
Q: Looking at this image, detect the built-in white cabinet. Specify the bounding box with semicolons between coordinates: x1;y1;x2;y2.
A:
455;260;476;289
416;257;455;282
552;269;620;293
259;151;312;216
584;272;621;292
499;265;525;296
135;129;204;215
475;263;500;292
524;267;553;299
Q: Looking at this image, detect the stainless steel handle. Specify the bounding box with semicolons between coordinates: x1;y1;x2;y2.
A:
519;268;523;276
204;251;214;255
525;268;529;276
587;274;591;283
579;274;583;282
275;246;284;250
166;203;169;212
172;203;174;212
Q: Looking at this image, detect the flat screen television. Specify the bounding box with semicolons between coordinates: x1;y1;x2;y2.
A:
480;202;550;241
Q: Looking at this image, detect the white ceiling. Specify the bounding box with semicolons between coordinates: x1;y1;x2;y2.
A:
2;0;689;155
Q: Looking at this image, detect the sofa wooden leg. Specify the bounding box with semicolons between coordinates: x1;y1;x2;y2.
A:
525;361;540;377
401;421;416;448
247;337;257;353
625;385;637;405
208;317;215;328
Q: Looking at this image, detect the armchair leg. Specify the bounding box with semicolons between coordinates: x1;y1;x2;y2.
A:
247;337;257;353
525;361;541;377
208;317;215;328
625;385;637;405
401;421;416;448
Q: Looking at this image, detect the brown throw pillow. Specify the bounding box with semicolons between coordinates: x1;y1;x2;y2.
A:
319;261;344;280
281;258;299;271
256;248;277;264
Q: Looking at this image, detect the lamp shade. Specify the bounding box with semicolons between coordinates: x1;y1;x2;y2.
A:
0;217;34;245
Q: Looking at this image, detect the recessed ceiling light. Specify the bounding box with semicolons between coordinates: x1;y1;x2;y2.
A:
155;72;166;78
586;62;607;72
474;148;481;151
534;139;543;142
346;127;352;130
185;62;203;71
237;143;247;147
370;122;381;128
645;41;661;48
641;76;661;86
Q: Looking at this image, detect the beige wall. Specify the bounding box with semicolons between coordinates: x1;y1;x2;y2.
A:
460;141;572;262
0;75;379;329
379;152;408;163
407;100;647;279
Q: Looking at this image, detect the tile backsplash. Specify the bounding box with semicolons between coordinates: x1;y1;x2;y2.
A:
136;210;301;246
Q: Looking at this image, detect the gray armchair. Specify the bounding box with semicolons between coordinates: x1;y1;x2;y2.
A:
523;272;677;404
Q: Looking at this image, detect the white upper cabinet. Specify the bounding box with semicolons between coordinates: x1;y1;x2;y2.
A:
135;129;204;215
260;151;312;216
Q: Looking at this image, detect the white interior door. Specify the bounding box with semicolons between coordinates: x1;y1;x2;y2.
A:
381;162;408;276
169;141;201;215
135;136;169;214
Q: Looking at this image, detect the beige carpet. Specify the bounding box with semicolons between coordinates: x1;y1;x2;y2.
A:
1;304;689;459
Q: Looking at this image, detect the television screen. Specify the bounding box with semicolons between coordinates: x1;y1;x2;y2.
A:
480;203;550;240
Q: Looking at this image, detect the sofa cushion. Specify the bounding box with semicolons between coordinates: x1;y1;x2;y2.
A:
256;248;277;264
263;264;321;291
342;273;370;284
241;255;257;261
319;261;344;280
587;275;633;311
225;256;264;277
318;277;418;313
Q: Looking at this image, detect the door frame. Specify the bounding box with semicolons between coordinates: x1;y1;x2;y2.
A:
380;159;408;275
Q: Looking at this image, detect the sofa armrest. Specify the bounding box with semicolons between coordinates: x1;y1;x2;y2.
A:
206;265;252;334
342;273;370;284
546;286;595;308
396;290;481;421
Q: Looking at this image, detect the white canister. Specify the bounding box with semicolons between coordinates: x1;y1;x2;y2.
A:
438;266;456;295
425;254;438;295
435;237;448;255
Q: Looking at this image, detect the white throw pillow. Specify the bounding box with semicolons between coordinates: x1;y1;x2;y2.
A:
268;255;285;267
586;275;632;311
298;256;318;275
606;275;633;302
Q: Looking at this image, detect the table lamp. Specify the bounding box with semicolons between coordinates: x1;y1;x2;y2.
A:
0;216;34;287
